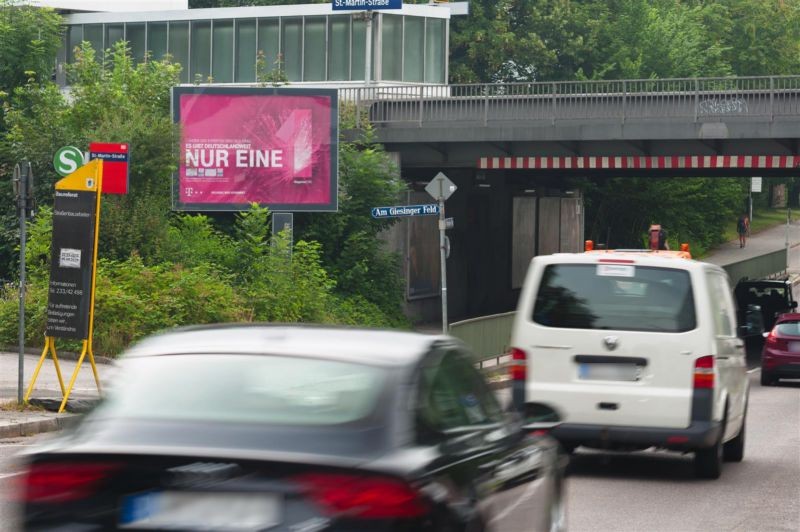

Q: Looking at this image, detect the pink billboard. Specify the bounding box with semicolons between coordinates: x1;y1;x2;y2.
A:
173;87;338;211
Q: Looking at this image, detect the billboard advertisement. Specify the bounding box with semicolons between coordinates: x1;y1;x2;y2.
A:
173;87;338;212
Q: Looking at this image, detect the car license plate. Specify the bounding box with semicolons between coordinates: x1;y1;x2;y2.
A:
578;363;641;381
119;491;281;531
789;342;800;353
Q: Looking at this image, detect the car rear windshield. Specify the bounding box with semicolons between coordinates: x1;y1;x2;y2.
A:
532;264;696;332
98;354;389;427
775;321;800;336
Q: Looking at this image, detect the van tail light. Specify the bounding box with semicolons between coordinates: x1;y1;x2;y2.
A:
509;347;527;381
693;355;715;389
292;473;429;519
17;462;120;503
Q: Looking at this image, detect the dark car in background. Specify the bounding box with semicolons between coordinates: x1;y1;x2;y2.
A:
761;313;800;385
734;278;796;355
734;278;796;331
16;325;566;532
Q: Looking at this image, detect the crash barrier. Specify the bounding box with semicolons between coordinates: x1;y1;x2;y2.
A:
721;247;788;285
450;311;515;361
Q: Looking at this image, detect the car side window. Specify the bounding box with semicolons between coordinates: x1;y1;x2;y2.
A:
415;350;504;440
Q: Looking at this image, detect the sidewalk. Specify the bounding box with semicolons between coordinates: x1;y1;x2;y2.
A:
703;218;800;276
0;351;115;439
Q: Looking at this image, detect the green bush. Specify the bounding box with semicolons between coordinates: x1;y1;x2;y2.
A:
0;204;405;357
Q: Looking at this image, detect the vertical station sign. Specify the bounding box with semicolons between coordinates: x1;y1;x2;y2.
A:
45;160;102;340
89;142;129;194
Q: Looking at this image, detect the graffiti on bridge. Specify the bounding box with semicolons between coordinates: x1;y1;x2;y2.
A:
697;97;749;115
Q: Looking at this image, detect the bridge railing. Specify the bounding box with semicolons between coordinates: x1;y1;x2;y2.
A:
339;75;800;127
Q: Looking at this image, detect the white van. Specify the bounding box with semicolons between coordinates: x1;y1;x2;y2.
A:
509;250;749;479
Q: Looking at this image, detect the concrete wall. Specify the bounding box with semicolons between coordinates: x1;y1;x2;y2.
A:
387;168;584;324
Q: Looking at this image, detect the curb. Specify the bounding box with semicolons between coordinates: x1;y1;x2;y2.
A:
2;346;115;365
0;414;80;440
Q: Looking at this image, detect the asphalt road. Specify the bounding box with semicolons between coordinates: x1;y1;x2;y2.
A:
0;372;798;531
564;371;800;532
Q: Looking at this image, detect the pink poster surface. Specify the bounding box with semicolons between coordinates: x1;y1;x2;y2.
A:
176;89;337;211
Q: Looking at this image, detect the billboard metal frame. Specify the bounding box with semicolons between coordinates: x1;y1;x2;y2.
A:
172;85;339;212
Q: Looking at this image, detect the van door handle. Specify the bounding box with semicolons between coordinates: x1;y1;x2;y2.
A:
734;341;744;349
716;356;730;360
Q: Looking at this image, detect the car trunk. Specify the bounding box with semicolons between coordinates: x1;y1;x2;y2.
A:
524;326;698;429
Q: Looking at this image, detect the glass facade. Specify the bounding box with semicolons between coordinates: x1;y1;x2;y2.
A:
61;13;448;84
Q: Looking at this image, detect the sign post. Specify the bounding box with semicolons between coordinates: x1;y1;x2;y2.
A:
25;160;104;413
750;177;762;223
425;172;457;334
12;161;34;404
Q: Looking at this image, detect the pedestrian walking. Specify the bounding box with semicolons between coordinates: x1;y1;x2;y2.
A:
737;212;750;248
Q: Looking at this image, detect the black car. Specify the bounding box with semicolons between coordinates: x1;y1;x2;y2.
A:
734;279;797;354
734;278;797;330
17;325;566;531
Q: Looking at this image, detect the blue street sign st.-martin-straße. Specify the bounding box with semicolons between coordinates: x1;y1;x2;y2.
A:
371;204;439;219
332;0;402;11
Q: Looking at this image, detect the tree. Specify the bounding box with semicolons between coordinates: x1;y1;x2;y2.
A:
2;42;182;265
0;1;62;94
296;128;408;324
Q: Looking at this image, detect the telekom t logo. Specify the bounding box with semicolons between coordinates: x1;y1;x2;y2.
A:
276;110;312;178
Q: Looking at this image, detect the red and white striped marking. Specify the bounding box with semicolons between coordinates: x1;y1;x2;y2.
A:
478;155;800;170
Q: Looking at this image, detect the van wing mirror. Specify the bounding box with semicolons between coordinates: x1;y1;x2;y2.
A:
791;301;798;309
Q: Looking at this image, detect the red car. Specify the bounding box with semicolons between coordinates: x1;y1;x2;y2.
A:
761;313;800;385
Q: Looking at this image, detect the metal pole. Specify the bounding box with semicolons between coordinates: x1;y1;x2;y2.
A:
439;195;448;334
749;189;753;225
17;169;26;404
364;12;372;86
787;207;791;272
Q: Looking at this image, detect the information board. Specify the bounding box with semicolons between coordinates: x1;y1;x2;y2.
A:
45;161;101;339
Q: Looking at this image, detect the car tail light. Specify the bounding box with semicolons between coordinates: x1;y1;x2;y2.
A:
18;462;120;503
509;347;527;381
764;328;788;351
693;355;714;389
292;473;429;519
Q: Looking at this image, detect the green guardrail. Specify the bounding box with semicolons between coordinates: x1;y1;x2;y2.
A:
449;311;515;360
721;248;788;284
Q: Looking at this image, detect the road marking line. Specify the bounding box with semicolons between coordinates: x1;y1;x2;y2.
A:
747;367;760;374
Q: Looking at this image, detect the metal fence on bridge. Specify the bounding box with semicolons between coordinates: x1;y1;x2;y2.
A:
339;76;800;127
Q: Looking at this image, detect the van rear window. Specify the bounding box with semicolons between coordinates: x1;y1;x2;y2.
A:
532;264;696;332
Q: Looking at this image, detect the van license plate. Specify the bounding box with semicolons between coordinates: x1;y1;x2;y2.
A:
578;363;641;381
119;491;281;530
